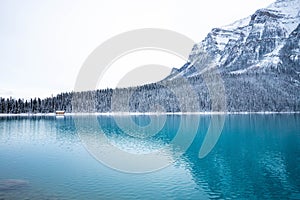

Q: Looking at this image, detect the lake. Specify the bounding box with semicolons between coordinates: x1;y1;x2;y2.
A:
0;114;299;199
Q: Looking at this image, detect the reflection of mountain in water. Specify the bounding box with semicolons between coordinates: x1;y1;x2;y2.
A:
182;114;300;199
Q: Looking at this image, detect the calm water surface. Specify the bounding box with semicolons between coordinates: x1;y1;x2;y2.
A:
0;114;299;199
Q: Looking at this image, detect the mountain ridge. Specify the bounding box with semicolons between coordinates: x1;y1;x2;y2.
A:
170;0;300;77
165;0;300;112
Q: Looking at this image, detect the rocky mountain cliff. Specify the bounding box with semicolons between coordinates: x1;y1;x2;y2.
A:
174;0;299;77
167;0;300;112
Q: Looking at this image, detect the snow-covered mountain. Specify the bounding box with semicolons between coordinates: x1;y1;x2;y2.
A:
171;0;300;77
165;0;300;112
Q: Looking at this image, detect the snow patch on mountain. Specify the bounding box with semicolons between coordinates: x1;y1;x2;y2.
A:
179;0;300;77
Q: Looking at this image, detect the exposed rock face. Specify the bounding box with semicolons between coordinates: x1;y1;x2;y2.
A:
185;0;300;75
280;24;300;75
167;0;300;112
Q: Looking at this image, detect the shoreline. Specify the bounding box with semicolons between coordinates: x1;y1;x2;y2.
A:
0;111;300;117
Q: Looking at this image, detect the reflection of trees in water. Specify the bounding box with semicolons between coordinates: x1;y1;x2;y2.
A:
0;114;299;198
0;116;78;147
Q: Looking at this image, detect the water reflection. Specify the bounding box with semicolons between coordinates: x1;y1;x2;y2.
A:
183;114;300;199
73;115;196;173
0;114;299;199
0;116;78;147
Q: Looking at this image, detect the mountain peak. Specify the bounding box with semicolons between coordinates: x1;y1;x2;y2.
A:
164;0;300;112
181;0;300;78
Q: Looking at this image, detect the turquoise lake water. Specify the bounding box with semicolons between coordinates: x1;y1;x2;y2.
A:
0;114;299;199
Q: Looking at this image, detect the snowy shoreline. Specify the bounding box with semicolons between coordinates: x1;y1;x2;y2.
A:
0;111;299;117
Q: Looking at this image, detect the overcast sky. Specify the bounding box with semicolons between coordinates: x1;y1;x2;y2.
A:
0;0;274;99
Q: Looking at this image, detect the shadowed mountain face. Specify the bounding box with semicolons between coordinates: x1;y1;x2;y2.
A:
167;0;300;112
180;0;300;76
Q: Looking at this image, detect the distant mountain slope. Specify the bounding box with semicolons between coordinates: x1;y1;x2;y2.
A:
171;0;300;77
166;0;300;112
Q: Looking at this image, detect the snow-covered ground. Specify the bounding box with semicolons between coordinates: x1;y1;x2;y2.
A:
0;111;299;117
